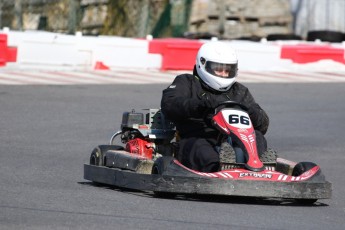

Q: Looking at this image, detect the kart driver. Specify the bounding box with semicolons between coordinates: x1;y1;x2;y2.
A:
161;41;269;173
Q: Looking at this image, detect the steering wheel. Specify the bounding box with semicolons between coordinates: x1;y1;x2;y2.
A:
214;100;248;114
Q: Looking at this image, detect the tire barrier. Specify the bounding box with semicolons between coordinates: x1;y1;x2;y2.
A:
307;30;344;43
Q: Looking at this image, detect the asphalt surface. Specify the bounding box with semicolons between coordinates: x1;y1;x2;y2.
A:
1;83;344;230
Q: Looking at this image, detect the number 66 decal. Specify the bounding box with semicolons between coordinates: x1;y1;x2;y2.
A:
229;114;250;125
221;109;252;129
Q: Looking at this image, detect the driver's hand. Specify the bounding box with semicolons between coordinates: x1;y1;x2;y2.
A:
200;94;218;125
203;112;214;122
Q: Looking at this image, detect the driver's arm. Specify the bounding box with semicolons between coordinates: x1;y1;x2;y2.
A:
242;88;269;134
248;103;269;134
161;75;206;121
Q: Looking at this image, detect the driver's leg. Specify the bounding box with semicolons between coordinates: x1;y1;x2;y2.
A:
179;138;219;172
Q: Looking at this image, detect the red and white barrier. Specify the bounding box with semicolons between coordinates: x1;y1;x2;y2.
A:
1;28;345;72
0;33;17;67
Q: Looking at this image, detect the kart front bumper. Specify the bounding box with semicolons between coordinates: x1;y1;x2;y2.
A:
84;164;332;200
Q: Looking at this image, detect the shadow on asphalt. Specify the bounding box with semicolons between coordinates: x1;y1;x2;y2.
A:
78;181;329;207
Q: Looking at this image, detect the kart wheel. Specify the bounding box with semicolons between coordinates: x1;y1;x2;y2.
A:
152;156;174;175
292;162;317;177
90;145;124;166
152;156;176;198
292;162;319;205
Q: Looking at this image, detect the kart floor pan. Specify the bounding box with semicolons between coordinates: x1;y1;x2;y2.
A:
84;164;332;200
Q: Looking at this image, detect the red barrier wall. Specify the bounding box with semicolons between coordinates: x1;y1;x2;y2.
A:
281;45;345;64
0;34;7;66
149;38;203;70
0;33;17;67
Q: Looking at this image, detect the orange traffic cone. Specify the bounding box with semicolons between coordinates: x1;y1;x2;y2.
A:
94;61;110;70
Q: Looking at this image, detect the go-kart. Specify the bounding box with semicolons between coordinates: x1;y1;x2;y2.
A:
83;101;332;204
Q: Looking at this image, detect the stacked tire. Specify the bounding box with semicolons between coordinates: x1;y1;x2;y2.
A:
307;30;344;43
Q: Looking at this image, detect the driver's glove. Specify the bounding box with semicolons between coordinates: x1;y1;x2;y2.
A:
198;93;219;125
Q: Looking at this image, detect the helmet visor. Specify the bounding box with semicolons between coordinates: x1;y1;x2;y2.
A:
205;61;237;78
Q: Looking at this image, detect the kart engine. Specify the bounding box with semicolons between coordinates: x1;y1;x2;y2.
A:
125;138;154;159
120;109;176;159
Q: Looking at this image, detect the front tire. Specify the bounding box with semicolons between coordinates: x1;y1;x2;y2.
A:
292;162;319;205
292;162;317;177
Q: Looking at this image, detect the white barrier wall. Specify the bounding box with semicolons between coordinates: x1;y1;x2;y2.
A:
227;40;293;71
92;36;161;69
3;30;161;70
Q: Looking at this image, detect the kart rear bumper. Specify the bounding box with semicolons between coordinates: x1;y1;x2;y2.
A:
84;164;332;200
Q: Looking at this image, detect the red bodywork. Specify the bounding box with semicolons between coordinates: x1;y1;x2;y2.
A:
173;159;320;182
213;108;264;171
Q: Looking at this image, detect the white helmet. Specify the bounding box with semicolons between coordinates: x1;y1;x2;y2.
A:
196;42;238;91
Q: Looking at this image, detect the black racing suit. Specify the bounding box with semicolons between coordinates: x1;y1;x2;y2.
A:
161;70;269;172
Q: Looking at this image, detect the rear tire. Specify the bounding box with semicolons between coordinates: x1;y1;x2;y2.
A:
90;145;124;166
152;156;174;174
